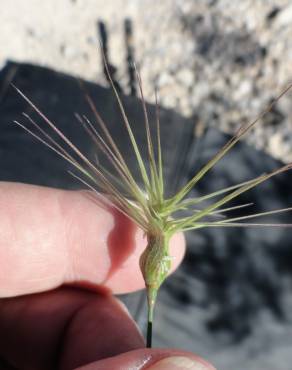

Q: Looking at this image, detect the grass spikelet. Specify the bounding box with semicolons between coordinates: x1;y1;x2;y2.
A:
11;71;292;348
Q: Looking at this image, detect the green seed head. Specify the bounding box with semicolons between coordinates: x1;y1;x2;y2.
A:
139;233;171;293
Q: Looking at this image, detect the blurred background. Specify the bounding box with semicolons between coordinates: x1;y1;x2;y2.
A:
1;1;292;369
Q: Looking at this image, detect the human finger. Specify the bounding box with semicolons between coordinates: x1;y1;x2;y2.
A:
76;348;216;370
0;182;185;297
0;287;144;370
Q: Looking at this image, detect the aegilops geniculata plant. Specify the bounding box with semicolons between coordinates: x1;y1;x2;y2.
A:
12;61;292;347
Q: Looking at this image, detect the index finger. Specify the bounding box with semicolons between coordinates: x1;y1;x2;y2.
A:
0;182;185;297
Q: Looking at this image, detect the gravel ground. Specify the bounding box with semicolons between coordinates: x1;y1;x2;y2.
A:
1;0;292;163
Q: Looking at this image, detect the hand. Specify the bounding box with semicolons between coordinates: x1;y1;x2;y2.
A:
0;182;216;370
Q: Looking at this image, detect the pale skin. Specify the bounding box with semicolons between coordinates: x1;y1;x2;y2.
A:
0;182;215;370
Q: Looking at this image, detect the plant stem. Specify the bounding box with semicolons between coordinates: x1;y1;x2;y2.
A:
146;286;156;348
146;310;153;348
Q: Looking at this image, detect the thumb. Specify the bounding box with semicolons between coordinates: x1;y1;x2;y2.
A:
76;348;216;370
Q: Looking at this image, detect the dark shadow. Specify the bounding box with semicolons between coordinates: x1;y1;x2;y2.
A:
97;20;123;93
124;18;137;97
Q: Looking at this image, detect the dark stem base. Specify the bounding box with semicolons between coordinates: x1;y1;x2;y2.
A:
146;320;152;348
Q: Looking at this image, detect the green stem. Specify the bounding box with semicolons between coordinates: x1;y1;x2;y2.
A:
146;286;157;348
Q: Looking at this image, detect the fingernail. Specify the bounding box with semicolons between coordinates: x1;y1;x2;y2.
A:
147;356;213;370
